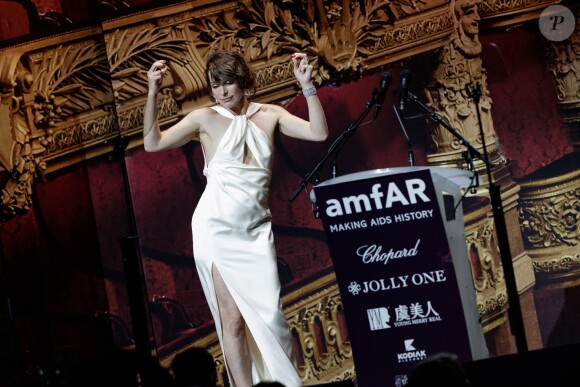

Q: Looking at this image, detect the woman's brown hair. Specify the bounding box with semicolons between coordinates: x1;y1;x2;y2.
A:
205;50;256;96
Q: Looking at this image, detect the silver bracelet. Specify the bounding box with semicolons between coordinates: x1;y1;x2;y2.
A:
302;86;317;98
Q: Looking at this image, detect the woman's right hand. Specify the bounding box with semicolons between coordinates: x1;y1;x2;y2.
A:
147;60;168;94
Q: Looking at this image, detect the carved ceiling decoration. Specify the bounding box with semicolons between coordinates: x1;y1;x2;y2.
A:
479;0;564;29
0;0;564;220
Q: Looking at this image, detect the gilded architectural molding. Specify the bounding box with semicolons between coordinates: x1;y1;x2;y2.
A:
423;0;543;348
518;167;580;288
424;0;501;172
0;0;564;220
463;198;509;332
0;51;37;220
0;37;118;219
478;0;562;28
544;7;580;150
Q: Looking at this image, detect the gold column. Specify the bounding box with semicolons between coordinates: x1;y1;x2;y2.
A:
520;6;580;289
423;0;542;352
544;6;580;150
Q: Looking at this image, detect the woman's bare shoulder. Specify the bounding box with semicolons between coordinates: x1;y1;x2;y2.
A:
257;103;284;113
256;103;286;121
186;106;217;118
184;106;219;125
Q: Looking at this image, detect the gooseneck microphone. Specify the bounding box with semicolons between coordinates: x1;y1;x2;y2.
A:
372;72;392;119
399;69;411;112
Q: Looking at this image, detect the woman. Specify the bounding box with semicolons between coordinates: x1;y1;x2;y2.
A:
144;50;328;387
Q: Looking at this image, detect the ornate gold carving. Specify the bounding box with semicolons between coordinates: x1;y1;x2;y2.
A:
0;0;568;237
370;11;455;55
480;0;559;15
186;0;454;83
285;272;353;383
464;200;509;331
424;0;500;169
424;2;542;346
519;167;580;287
31;43;112;124
468;219;504;292
106;26;189;103
0;39;121;218
29;41;120;173
388;0;448;18
0;52;42;220
520;188;579;248
544;9;580;150
478;0;562;28
0;0;461;219
544;26;580;104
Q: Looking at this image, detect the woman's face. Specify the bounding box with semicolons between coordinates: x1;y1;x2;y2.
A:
209;76;245;113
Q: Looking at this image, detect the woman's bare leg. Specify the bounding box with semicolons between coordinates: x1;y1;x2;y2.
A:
212;267;252;387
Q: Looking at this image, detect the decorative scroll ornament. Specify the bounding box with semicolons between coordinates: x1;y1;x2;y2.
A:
464;198;509;330
186;0;451;85
106;26;189;104
0;41;113;220
478;0;562;28
519;167;580;287
0;0;564;227
424;0;498;165
544;21;580;103
0;53;41;221
520;190;580;249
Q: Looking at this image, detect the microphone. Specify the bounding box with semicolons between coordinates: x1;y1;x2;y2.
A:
399;69;411;112
373;72;392;119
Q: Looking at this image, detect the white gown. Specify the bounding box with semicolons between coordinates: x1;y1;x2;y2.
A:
191;102;301;386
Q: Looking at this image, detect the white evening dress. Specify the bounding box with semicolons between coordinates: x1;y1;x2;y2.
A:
191;102;301;386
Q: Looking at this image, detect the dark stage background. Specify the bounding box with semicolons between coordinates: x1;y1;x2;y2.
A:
0;0;578;385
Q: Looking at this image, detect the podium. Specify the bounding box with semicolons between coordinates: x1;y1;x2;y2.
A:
312;167;488;387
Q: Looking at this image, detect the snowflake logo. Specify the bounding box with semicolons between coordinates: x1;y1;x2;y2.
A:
348;281;362;295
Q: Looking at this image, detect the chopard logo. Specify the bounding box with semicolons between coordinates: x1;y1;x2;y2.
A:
357;239;420;265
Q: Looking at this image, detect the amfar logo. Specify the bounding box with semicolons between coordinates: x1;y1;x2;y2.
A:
397;339;427;363
324;179;431;218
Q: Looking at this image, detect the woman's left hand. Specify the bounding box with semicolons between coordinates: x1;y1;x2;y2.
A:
292;53;314;87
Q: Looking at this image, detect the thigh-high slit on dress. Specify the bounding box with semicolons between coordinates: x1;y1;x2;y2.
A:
191;102;301;386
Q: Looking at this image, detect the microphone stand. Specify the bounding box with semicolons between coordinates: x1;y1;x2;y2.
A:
330;89;379;178
108;135;160;381
466;83;529;353
407;88;529;353
392;104;415;166
407;91;492;171
289;88;378;202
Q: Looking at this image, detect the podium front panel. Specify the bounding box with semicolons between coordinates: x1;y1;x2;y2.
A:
313;169;472;387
